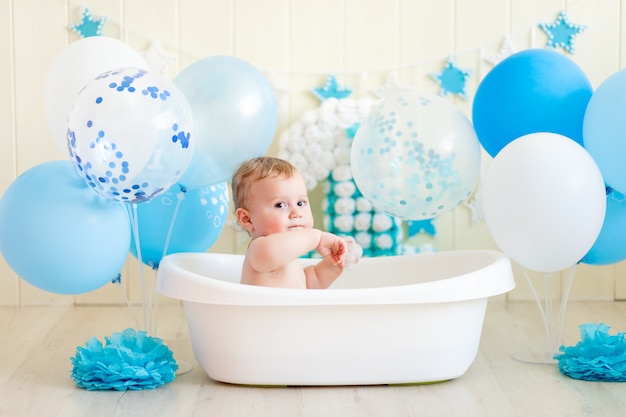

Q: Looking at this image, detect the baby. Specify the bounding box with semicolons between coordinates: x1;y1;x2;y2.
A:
231;156;361;289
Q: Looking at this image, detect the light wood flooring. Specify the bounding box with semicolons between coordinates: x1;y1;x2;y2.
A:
1;301;626;417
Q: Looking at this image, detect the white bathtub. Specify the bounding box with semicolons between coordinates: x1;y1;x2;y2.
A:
157;250;515;386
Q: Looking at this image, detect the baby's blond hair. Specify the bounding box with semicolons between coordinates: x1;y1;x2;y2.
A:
231;157;298;211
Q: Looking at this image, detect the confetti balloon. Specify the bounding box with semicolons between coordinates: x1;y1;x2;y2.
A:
66;67;195;203
44;36;149;152
350;91;481;220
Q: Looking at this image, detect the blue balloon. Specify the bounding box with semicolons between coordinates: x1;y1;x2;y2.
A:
0;161;131;294
473;49;593;157
129;182;229;268
583;68;626;194
580;189;626;266
174;56;278;188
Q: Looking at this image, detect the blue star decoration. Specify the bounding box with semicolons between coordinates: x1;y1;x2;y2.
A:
538;11;587;54
407;219;436;238
311;74;353;102
69;6;107;38
429;56;472;100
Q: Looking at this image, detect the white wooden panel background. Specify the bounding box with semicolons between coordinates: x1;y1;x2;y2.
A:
1;0;625;306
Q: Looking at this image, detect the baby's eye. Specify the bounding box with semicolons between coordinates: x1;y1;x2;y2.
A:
274;202;287;209
297;200;308;207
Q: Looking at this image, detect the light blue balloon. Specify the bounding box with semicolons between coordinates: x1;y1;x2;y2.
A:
580;189;626;266
129;182;229;268
583;68;626;194
473;49;592;157
0;161;131;294
174;56;278;188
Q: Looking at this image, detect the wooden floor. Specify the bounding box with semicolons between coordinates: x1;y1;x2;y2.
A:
1;301;625;417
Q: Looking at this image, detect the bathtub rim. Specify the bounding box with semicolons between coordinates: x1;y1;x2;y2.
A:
156;249;515;306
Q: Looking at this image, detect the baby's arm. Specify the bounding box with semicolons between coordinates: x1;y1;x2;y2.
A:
315;232;348;267
305;232;348;289
246;229;324;273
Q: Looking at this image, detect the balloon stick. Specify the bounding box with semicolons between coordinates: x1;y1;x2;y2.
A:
514;265;577;364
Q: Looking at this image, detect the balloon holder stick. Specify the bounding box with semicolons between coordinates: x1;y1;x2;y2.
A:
125;198;194;376
512;266;576;365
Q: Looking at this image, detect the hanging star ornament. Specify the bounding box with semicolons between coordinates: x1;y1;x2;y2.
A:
69;6;107;38
430;56;472;100
141;41;177;76
486;36;516;66
311;74;353;102
372;70;412;99
267;72;290;104
538;11;587;54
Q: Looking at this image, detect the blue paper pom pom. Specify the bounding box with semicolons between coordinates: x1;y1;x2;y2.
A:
554;323;626;382
71;328;178;390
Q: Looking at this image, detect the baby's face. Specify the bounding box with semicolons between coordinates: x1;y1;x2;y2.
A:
245;172;314;238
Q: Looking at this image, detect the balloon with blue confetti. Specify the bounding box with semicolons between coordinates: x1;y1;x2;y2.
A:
44;36;149;153
66;67;195;204
350;91;481;220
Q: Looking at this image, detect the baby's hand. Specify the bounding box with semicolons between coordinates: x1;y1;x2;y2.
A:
343;236;363;270
317;232;347;267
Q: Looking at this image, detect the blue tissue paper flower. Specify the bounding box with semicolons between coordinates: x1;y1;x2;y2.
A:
71;328;178;390
554;323;626;382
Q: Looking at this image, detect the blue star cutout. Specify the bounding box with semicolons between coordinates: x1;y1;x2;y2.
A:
430;56;472;100
311;75;353;102
69;6;107;38
538;11;587;54
407;219;436;238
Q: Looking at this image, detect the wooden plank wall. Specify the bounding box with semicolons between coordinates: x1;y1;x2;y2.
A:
1;0;624;305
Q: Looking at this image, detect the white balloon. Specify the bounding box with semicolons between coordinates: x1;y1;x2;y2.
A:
44;37;149;152
482;133;606;273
